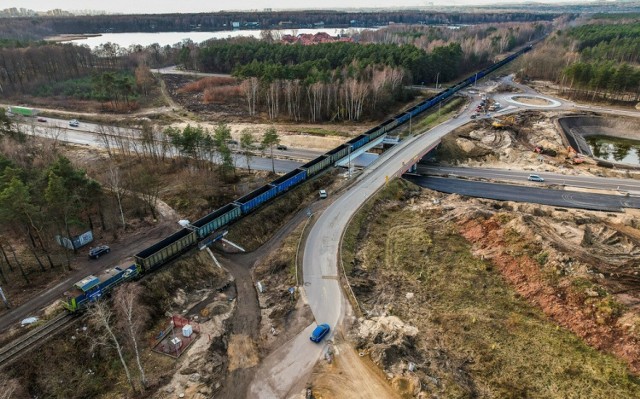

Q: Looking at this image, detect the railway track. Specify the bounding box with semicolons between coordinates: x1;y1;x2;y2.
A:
0;312;78;369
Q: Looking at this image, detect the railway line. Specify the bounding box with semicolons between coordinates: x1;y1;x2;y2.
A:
0;312;78;369
0;44;532;370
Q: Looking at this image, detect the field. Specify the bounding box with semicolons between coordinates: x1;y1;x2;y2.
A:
339;179;640;398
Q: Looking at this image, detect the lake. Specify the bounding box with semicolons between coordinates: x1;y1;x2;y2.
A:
63;28;372;48
585;135;640;165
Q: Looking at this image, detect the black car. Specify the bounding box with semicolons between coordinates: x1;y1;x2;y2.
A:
88;245;110;259
277;144;288;150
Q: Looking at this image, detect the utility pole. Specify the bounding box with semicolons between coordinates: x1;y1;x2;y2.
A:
347;145;352;178
474;72;478;87
0;286;11;309
409;114;412;135
435;72;440;90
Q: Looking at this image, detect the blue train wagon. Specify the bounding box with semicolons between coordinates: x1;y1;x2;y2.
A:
192;203;242;239
63;264;140;312
134;228;198;272
395;112;411;125
346;134;370;152
270;168;307;194
301;155;332;178
234;184;278;214
325;144;350;164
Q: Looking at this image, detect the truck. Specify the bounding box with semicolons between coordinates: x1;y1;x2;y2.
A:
7;106;38;117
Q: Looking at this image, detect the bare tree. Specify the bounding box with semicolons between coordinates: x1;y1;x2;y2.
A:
108;163;127;229
241;77;259;116
89;300;136;392
114;285;148;389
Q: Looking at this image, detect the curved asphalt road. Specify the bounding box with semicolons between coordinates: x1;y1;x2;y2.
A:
249;73;640;397
248;100;475;399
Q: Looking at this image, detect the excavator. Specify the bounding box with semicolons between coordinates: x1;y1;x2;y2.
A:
491;115;515;129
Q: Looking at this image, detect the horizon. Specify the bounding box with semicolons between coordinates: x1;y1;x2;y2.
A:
1;0;599;14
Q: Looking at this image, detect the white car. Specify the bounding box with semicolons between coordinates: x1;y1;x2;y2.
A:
69;119;79;127
319;189;327;199
528;174;545;182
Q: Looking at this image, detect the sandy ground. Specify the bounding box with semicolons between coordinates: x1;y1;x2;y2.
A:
511;96;554;106
310;341;401;399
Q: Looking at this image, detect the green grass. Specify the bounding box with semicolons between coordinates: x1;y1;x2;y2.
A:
344;181;640;398
341;179;418;275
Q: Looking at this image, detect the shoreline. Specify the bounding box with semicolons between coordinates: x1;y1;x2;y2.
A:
44;33;102;42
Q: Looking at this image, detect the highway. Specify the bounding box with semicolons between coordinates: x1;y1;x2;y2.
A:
248;73;640;396
405;175;640;212
418;165;640;194
6;65;640;394
16;117;310;173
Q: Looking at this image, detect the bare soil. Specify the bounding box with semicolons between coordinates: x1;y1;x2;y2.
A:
310;341;401;399
511;95;553;106
340;104;640;397
344;180;640;397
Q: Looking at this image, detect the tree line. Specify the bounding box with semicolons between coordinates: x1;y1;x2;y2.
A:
358;21;550;77
197;39;463;85
521;19;640;103
0;11;558;40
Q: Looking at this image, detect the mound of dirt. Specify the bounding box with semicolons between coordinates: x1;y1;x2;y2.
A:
353;316;419;373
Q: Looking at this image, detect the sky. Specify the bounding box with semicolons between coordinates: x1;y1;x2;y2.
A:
2;0;592;14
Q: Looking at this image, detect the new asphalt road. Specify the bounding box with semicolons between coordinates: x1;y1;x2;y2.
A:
405;174;640;212
417;165;640;194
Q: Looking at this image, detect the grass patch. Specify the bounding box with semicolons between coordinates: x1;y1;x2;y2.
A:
346;183;640;397
342;178;420;275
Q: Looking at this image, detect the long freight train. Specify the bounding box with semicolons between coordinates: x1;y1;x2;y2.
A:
63;45;532;312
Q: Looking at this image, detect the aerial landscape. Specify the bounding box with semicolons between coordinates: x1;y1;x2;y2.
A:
1;1;640;398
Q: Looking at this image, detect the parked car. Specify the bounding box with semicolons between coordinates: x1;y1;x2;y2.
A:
277;144;288;150
88;245;110;259
37;117;47;122
470;114;478;119
528;174;545;182
69;119;79;127
227;139;239;146
319;189;327;199
310;323;330;343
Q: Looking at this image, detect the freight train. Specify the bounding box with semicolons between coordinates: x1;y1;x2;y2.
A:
63;45;532;312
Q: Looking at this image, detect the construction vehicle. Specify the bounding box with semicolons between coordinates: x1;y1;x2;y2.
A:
491;115;515;129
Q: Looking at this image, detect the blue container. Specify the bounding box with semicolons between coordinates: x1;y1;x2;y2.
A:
235;184;278;214
270;169;307;194
347;134;370;151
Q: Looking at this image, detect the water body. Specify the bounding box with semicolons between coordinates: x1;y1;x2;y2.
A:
65;28;372;48
585;135;640;165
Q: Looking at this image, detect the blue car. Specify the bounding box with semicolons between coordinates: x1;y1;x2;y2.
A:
310;323;330;343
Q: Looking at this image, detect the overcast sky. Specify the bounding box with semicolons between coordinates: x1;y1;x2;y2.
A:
3;1;590;14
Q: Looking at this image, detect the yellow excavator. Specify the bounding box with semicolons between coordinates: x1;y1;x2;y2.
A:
491;115;515;129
